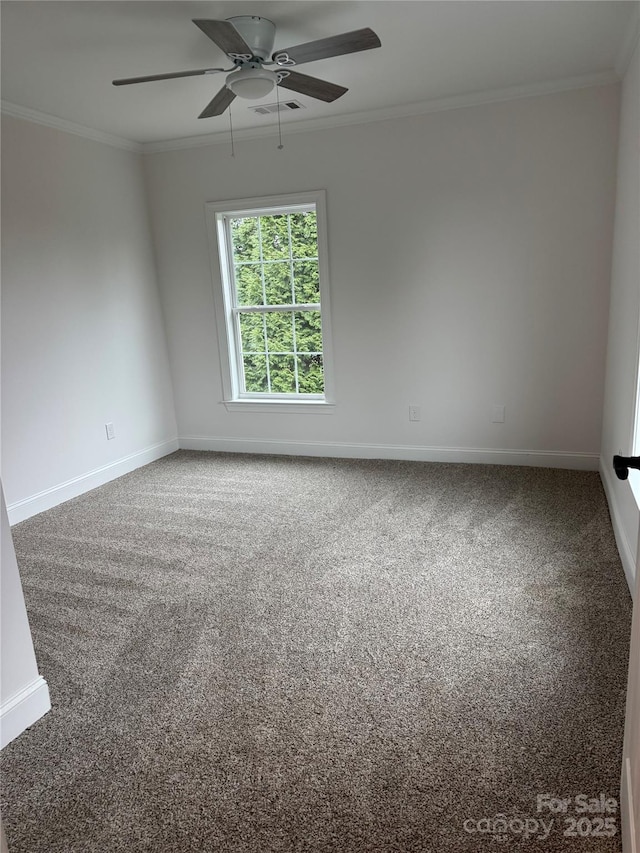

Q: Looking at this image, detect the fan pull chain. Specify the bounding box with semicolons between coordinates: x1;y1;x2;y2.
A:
276;84;284;150
228;103;235;158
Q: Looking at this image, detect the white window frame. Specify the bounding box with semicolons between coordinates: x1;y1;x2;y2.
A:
629;345;640;502
205;191;335;413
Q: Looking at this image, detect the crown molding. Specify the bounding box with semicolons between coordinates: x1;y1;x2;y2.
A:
2;68;619;156
615;2;640;77
1;100;142;152
141;69;619;154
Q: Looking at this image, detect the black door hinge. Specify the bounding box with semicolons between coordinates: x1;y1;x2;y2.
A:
613;455;640;480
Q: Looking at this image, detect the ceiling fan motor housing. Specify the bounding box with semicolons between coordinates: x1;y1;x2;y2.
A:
227;16;276;61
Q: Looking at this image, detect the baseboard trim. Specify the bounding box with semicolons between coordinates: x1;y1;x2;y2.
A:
0;676;50;750
600;458;637;597
7;438;179;525
179;436;599;470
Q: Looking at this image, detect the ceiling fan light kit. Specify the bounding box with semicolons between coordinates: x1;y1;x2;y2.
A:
112;14;381;119
226;66;278;100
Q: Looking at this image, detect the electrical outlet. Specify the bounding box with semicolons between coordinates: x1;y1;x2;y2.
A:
492;405;505;424
409;405;421;422
105;422;115;440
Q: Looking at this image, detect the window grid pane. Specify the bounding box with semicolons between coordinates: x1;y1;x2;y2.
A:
291;300;300;394
229;208;323;396
257;218;268;310
286;218;299;393
261;312;271;393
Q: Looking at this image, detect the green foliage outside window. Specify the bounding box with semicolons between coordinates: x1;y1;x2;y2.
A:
231;211;324;395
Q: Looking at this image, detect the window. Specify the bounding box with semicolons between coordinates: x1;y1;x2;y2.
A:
206;192;334;412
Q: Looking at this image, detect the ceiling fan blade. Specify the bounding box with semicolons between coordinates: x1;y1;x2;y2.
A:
278;71;347;103
193;19;253;57
198;86;236;119
113;68;226;86
273;27;380;66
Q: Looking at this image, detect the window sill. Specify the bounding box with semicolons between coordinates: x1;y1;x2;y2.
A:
222;400;335;414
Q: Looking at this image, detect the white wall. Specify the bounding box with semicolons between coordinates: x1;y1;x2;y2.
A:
144;84;619;469
0;486;50;747
600;39;640;594
1;116;178;521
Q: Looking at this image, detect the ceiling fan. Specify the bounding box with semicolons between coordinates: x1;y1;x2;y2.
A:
112;16;381;119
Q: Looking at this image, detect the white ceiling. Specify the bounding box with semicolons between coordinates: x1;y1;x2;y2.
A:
1;1;636;147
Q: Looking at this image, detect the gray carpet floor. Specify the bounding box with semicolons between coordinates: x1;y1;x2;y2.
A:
0;451;633;852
